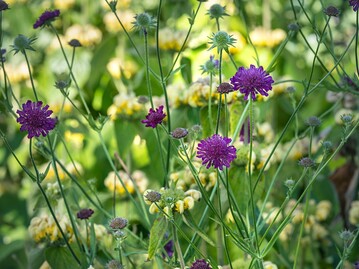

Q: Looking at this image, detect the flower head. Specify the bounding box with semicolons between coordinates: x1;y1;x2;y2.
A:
76;208;94;220
200;55;219;75
171;127;189;139
190;259;211;269
197;134;237;170
141;105;166;128
11;34;36;55
230;65;274;101
132;13;156;33
109;217;128;230
217;82;234;94
306;116;321;127
33;9;60;29
68;39;82;47
106;260;123;269
323;6;340;16
163;239;174;258
16;100;57;138
0;1;9;11
1;48;6;62
207;4;228;20
208;31;236;53
349;0;359;11
298;157;315;168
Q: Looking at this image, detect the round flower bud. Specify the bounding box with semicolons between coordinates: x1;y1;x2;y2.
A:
208;4;228;20
323;6;340;17
287;23;300;32
109;217;128;230
133;13;156;32
339;230;354;241
171;128;189;139
68;39;82;47
208;31;236;53
144;190;161;204
12;34;36;54
286;86;296;93
322;141;333;151
106;260;123;269
298;157;315;168
306;116;321;127
284;179;295;189
217;82;234;94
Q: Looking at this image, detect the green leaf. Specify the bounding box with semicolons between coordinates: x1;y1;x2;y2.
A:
182;211;215;247
45;246;82;269
147;216;168;261
0;240;24;262
180;57;192;85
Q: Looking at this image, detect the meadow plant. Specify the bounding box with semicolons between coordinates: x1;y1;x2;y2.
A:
0;0;359;269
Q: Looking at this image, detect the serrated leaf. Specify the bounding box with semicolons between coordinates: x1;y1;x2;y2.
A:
147;216;168;260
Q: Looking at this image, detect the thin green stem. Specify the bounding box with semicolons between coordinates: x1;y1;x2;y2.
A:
23;50;38;101
156;0;172;184
50;24;91;116
172;222;185;268
208;74;214;133
215;49;223;134
29;140;81;266
248;99;261;267
164;2;202;81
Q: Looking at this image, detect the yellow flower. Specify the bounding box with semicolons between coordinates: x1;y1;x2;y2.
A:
104;170;148;195
175;200;185;214
315;200;332;221
65;24;102;47
349;200;359;225
249;27;286;48
103;10;134;33
149;203;160;214
158;28;187;51
184;196;195;210
184;189;202;201
263;261;278;269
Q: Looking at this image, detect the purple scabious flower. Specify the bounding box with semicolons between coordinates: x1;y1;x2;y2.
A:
76;208;94;220
349;0;359;11
141;105;166;128
163;239;174;258
230;64;274;101
190;259;212;269
16;100;57;139
197;134;237;170
33;9;60;29
0;1;9;11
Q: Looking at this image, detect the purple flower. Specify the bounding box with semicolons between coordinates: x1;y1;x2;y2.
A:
141;105;166;128
197;134;237;170
76;208;94;220
230;64;274;101
16;100;57;139
163;239;174;258
349;0;359;11
190;259;212;269
0;1;9;11
33;9;60;29
354;261;359;269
